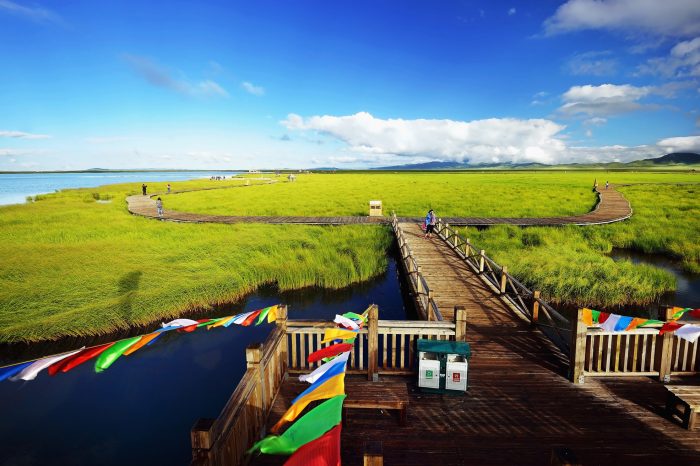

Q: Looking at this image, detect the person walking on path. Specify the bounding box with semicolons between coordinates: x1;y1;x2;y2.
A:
142;183;147;196
424;209;436;239
167;183;171;194
605;181;609;189
156;197;164;217
592;179;598;192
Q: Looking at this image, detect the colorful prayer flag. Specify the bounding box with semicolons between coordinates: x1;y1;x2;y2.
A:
271;373;346;433
675;324;700;343
613;316;633;332
0;362;32;382
308;343;354;363
334;314;359;330
94;337;142;373
659;321;684;335
300;352;350;384
601;314;621;332
249;395;345;455
123;332;162;356
54;343;115;374
267;305;279;323
321;328;357;344
283;424;341;466
208;316;234;329
241;310;262;327
9;348;84;381
581;308;593;326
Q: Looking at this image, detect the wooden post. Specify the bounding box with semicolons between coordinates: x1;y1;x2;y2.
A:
276;305;289;374
363;441;383;466
658;306;675;383
416;266;423;293
445;223;450;244
569;308;587;384
478;250;485;273
427;291;435;321
367;305;379;381
500;266;508;294
531;291;541;326
190;418;215;453
246;343;266;437
454;306;467;342
465;238;471;256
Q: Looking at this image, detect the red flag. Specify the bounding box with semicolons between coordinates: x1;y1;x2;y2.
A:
308;343;353;363
689;309;700;319
598;312;610;324
659;321;683;335
179;318;211;333
284;424;341;466
241;310;262;327
48;343;115;375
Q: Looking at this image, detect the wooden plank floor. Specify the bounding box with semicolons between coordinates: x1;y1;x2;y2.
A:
126;186;633;226
249;226;700;465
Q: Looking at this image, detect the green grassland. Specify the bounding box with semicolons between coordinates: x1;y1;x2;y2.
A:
460;183;700;307
0;179;390;343
1;171;698;342
165;171;698;217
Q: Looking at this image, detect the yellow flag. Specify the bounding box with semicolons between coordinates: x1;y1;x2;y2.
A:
581;308;593;326
207;316;233;329
271;373;345;433
267;305;278;323
321;328;357;344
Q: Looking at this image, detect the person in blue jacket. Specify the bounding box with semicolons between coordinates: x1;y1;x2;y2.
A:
424;209;436;239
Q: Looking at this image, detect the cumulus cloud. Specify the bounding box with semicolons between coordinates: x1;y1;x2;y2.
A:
0;130;50;139
638;36;700;77
558;83;654;116
564;51;618;76
544;0;700;37
0;148;42;156
508;8;516;16
123;54;229;98
241;81;265;96
283;111;700;165
283;112;568;165
0;0;63;25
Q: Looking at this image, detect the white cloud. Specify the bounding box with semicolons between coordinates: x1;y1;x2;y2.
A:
283;111;700;165
0;130;50;139
657;135;700;152
185;151;233;163
0;0;63;25
283;112;568;165
544;0;700;37
123;54;229;98
583;117;608;126
638;36;700;77
0;148;42;156
564;51;618;76
508;8;516;16
241;81;265;96
84;136;130;144
558;83;653;116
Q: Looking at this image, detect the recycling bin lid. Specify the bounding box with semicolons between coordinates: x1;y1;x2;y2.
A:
417;339;471;358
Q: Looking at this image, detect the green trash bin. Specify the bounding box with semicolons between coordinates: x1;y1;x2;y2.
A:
417;339;471;394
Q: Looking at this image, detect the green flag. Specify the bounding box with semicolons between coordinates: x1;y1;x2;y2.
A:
249;394;345;455
256;306;272;326
342;311;367;323
94;336;141;373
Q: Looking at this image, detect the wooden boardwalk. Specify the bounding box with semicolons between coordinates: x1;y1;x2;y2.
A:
127;185;632;226
246;226;700;465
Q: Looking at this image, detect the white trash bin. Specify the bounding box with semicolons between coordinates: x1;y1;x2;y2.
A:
418;351;441;390
445;354;468;392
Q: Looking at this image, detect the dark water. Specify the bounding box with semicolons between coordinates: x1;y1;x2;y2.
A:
609;248;700;318
0;171;240;206
0;257;411;466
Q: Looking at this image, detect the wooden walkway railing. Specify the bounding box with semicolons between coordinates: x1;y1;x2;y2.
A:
190;305;466;465
428;217;573;357
570;307;700;383
391;213;443;321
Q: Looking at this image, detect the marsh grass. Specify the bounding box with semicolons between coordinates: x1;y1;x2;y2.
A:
460;184;699;307
0;180;391;343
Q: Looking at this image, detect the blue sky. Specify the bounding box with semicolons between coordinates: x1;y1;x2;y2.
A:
1;0;699;170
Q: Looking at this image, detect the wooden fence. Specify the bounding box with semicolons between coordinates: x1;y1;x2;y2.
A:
570;308;700;383
391;213;443;321
432;218;572;357
190;305;466;465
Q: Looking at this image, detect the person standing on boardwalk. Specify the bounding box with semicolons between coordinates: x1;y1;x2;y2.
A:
156;197;164;217
424;209;436;239
167;183;171;194
142;183;147;196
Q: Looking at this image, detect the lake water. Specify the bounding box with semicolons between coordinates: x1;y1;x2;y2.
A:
0;171;241;206
0;255;412;466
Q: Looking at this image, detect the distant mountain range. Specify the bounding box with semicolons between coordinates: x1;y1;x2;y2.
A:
375;152;700;170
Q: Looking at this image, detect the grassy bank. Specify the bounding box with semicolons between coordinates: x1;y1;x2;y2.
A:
0;180;391;343
460;183;699;307
164;171;699;217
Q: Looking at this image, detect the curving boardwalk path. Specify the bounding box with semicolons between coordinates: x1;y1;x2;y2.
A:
126;183;632;226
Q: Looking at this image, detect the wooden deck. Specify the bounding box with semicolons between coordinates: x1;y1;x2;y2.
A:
127;185;632;226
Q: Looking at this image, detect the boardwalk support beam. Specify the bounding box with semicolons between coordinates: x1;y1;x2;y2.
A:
246;343;266;437
367;305;379;381
500;266;508;294
454;306;467;341
531;290;540;326
658;306;675;383
363;441;383;466
569;308;587;384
